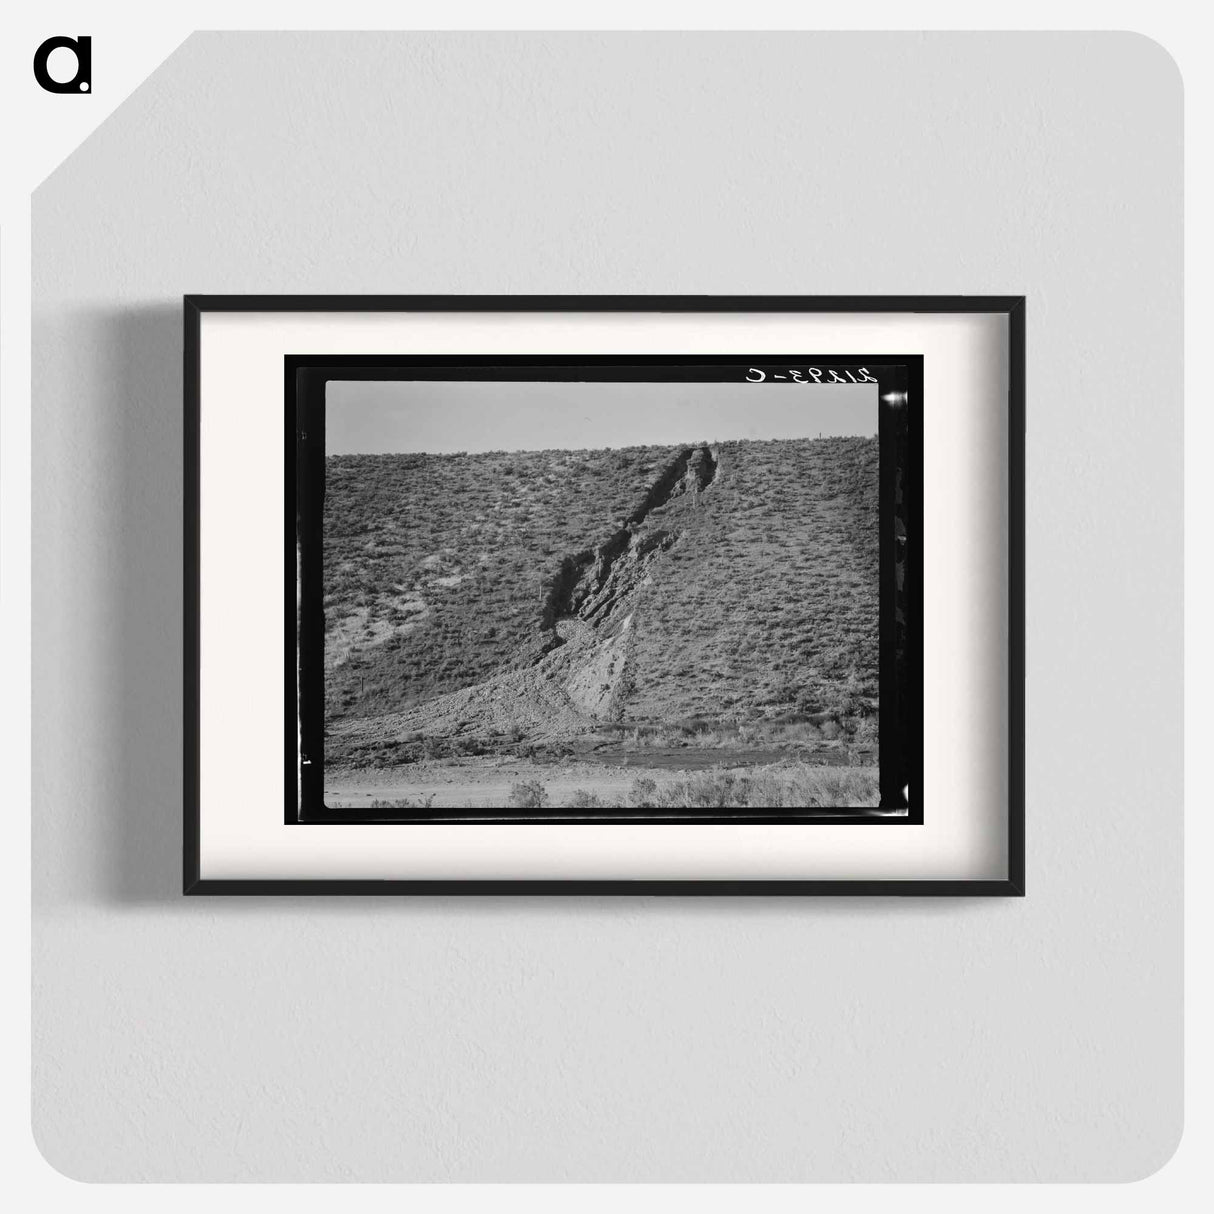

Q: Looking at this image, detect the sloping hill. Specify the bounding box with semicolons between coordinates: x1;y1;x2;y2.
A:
323;436;878;767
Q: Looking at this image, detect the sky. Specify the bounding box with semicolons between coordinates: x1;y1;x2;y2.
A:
325;379;877;455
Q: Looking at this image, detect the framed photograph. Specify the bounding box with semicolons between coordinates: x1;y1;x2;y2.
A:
185;296;1023;894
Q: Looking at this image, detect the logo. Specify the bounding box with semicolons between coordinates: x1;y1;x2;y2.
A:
33;35;91;94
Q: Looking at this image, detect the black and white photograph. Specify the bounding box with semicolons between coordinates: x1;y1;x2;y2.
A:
293;360;916;820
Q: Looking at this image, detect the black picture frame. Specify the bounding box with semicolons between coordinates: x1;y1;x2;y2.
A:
184;295;1025;896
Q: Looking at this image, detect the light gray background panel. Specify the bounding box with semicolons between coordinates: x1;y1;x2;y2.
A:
32;32;1182;1181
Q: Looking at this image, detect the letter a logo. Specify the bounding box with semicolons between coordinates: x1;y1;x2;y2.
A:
34;36;92;94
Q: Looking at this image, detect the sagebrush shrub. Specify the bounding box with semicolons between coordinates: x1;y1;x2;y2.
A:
566;789;604;809
508;779;548;810
629;776;658;809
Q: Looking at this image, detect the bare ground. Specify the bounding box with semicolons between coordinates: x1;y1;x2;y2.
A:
324;757;688;810
323;756;887;812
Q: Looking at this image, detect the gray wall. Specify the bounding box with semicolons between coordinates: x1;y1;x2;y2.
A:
32;33;1182;1181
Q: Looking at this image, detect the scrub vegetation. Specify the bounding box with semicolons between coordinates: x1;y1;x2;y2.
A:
322;435;881;810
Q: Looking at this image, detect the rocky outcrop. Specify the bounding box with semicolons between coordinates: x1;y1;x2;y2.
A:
541;445;717;632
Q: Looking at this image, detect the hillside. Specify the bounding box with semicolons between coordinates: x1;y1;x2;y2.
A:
323;436;878;768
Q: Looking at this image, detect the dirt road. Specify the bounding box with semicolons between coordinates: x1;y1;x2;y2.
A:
325;757;688;810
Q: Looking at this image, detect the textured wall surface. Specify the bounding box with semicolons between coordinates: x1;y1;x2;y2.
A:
32;32;1182;1181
